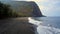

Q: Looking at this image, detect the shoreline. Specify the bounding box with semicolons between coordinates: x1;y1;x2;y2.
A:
0;17;37;34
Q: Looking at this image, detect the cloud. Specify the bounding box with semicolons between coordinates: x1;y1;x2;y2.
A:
37;0;60;16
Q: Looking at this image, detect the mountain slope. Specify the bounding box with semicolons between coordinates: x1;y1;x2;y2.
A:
2;1;43;17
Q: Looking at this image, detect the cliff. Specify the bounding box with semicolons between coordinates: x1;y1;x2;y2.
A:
2;1;43;17
28;1;43;17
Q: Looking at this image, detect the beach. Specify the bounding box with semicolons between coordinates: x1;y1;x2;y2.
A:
0;17;37;34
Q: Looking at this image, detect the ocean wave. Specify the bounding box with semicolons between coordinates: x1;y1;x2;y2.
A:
28;17;60;34
37;25;60;34
28;17;42;26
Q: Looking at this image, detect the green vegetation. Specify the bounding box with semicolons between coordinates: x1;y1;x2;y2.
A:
0;2;9;18
0;2;18;19
0;2;32;19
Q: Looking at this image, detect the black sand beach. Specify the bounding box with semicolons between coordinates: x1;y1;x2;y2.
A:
0;17;37;34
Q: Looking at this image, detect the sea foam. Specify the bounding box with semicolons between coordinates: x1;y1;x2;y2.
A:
28;17;60;34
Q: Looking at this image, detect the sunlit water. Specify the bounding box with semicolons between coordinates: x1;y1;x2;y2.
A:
28;17;60;34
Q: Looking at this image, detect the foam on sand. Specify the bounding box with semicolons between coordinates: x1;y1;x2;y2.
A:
28;17;60;34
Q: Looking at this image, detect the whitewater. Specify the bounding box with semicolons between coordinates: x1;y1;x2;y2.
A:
28;17;60;34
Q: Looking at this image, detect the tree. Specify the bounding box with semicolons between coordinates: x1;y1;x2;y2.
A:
0;2;12;18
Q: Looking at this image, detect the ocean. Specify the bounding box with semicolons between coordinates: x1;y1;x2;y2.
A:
28;17;60;34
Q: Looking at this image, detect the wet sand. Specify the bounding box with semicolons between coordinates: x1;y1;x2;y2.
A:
0;17;36;34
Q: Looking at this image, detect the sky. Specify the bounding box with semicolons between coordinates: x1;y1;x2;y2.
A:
0;0;60;17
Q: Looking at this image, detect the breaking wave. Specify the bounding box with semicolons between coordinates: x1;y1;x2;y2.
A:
28;17;60;34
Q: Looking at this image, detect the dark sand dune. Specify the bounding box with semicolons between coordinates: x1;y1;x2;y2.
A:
0;17;36;34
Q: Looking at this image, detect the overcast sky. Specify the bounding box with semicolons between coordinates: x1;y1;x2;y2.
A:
0;0;60;17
